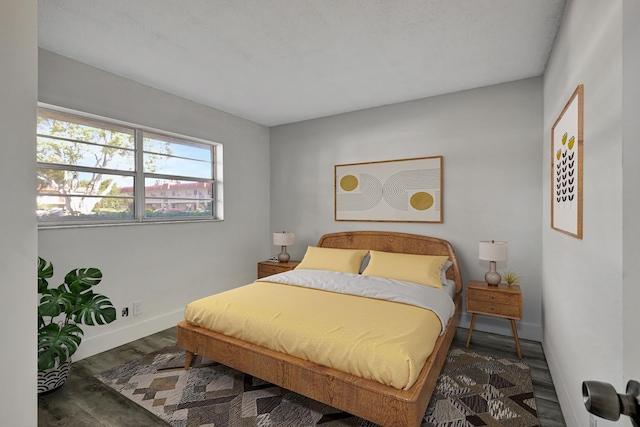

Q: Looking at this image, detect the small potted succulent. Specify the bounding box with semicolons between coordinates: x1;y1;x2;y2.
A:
502;270;523;287
37;257;116;393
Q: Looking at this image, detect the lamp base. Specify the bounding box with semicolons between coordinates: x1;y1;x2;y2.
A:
277;246;290;263
485;261;501;285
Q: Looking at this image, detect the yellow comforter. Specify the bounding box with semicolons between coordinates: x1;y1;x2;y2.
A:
185;281;443;390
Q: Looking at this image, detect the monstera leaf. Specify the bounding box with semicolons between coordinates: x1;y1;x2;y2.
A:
38;285;77;318
71;291;116;326
64;268;102;294
38;323;83;371
38;257;54;293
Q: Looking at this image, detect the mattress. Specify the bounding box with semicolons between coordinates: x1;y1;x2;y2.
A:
185;271;454;390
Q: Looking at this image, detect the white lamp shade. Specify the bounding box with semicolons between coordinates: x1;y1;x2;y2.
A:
478;241;508;261
273;232;295;246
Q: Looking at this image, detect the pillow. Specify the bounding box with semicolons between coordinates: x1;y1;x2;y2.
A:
359;252;371;274
295;246;369;274
362;250;450;289
441;260;453;285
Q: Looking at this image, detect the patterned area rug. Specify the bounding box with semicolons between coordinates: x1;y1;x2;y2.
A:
95;346;538;427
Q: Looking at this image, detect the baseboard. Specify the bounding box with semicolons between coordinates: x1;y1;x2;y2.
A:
71;308;184;362
543;331;579;427
460;312;541;342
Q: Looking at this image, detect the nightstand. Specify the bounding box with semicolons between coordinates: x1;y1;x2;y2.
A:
465;280;523;358
257;260;300;279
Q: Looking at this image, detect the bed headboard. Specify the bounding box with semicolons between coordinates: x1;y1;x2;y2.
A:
317;231;463;295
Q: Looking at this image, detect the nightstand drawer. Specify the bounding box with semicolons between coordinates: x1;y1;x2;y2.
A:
257;261;300;279
467;287;520;306
259;264;285;277
467;299;521;318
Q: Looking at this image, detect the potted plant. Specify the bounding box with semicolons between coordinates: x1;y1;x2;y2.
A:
502;270;522;286
37;257;116;393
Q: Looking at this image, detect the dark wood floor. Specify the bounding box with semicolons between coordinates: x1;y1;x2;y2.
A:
38;327;566;427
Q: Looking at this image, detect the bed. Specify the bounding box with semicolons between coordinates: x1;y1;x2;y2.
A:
177;231;463;427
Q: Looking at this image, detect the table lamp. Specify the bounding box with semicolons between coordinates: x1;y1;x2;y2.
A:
273;232;295;263
478;240;508;285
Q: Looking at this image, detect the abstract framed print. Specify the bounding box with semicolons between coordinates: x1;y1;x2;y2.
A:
551;84;583;239
335;156;442;223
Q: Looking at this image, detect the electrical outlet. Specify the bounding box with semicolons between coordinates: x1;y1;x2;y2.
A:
133;301;143;316
121;307;129;317
590;414;597;427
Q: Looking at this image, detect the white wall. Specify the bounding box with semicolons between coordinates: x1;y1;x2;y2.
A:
270;78;543;341
623;0;640;389
0;0;38;425
542;1;624;426
38;50;271;360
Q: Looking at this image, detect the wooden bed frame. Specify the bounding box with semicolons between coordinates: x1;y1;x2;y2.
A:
177;231;463;427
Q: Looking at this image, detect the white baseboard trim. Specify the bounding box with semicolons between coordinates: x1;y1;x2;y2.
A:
543;331;579;427
72;308;184;362
459;313;542;342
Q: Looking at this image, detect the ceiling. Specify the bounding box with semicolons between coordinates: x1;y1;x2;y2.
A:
38;0;566;127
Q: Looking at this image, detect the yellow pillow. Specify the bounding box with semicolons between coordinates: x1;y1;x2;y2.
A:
295;246;369;274
362;250;449;289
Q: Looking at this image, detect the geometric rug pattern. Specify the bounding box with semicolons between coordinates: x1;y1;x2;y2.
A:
424;348;538;426
95;346;538;427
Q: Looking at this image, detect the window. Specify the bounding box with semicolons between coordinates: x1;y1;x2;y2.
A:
37;107;220;225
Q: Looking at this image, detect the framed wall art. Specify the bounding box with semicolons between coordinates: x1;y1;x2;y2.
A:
551;84;583;239
335;156;442;223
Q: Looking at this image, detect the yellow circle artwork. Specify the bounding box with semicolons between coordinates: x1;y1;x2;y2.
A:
340;175;359;192
410;192;434;211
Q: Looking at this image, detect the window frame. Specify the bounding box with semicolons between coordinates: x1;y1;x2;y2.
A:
37;104;222;227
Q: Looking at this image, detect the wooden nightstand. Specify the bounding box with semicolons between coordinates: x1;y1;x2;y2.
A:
257;260;300;279
465;280;523;358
